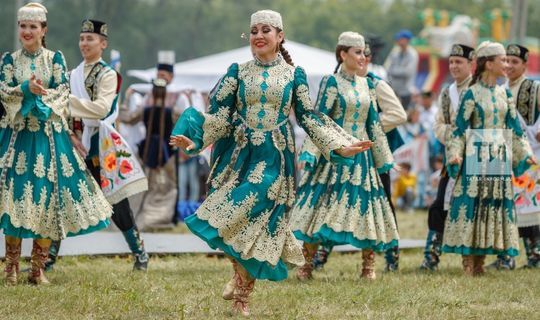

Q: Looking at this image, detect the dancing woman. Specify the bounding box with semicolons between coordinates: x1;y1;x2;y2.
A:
170;10;370;316
443;41;536;275
0;3;112;285
289;32;399;281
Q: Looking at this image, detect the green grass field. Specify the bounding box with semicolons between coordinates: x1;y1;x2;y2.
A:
1;211;539;319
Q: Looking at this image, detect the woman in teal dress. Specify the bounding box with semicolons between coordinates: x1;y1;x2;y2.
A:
0;3;112;285
289;32;399;281
443;41;536;275
170;10;370;316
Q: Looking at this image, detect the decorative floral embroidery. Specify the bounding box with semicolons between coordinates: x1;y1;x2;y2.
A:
119;160;133;175
201;107;232;149
15;151;27;175
272;130;286;151
104;153;117;172
247;161;266;184
74;151;86;171
0;178;111;240
215;76;238;102
52;121;63;133
60;153;74;177
325;86;338;111
47;158;56;182
27;116;40;132
33;153;46;178
251;131;266;146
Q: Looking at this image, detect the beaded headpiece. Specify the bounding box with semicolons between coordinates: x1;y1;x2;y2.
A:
476;41;505;58
337;31;365;48
18;2;47;22
250;10;283;30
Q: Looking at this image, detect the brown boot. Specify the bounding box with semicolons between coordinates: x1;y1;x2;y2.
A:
473;255;486;276
462;255;474;276
296;243;318;281
4;236;22;286
222;257;238;300
232;264;255;317
28;239;52;285
361;249;376;280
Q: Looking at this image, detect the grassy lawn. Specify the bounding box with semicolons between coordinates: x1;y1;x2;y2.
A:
1;249;538;319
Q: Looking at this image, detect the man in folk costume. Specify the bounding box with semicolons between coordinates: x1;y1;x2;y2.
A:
420;44;474;271
488;44;540;269
47;19;149;271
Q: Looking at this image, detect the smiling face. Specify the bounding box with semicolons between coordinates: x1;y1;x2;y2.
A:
249;23;284;61
505;55;527;82
486;55;507;78
79;33;107;63
449;56;472;83
340;46;366;74
18;20;46;52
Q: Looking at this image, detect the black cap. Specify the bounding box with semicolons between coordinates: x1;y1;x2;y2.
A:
81;19;108;37
506;44;529;62
157;64;174;73
421;91;432;98
450;44;475;61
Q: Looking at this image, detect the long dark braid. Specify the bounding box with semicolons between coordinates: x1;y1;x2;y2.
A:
274;28;293;66
279;41;294;66
41;22;47;48
334;45;350;74
469;56;494;87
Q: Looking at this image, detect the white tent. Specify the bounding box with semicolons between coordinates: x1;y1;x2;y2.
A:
127;40;337;99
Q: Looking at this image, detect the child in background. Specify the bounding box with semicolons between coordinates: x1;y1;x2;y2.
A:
393;162;416;213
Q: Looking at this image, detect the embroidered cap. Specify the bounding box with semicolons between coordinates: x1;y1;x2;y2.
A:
338;31;365;48
81;19;108;38
250;10;283;30
506;44;529;62
450;44;475;61
18;2;47;22
476;41;505;58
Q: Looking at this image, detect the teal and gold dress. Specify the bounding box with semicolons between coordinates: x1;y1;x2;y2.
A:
443;82;533;256
0;49;112;240
172;57;359;281
290;71;399;251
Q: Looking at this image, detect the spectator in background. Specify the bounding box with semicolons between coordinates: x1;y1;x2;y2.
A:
385;29;419;110
400;107;425;142
393;162;416;213
418;91;438;132
417;90;442;162
425;156;444;207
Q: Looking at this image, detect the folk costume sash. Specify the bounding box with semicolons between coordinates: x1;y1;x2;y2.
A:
71;61;148;204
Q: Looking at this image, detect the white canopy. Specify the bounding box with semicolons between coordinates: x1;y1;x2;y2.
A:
127;40;337;98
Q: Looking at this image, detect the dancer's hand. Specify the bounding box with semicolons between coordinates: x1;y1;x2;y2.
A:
170;135;195;151
335;140;372;157
448;155;462;165
527;156;537;165
29;75;47;96
70;134;88;159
